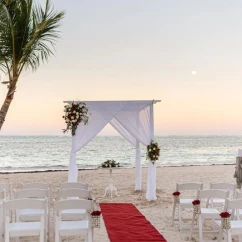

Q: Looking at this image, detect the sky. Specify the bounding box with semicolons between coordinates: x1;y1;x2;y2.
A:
1;0;242;135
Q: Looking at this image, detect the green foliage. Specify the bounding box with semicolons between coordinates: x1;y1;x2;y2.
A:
0;0;65;76
101;160;120;168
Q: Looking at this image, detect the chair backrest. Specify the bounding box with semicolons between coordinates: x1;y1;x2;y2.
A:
54;199;94;214
0;183;12;199
176;183;203;191
209;183;236;198
197;189;230;201
21;182;51;201
224;198;242;220
14;188;49;200
21;182;50;190
59;182;88;190
58;188;91;200
4;198;47;212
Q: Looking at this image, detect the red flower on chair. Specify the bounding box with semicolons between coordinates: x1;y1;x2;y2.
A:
173;191;180;196
192;200;200;205
91;211;102;216
220;212;231;218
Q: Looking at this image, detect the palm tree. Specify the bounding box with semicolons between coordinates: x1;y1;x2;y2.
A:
0;0;65;131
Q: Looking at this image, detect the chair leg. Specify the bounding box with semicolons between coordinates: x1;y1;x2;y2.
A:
40;229;45;242
88;226;93;242
55;231;60;242
171;203;176;226
198;215;203;242
5;232;9;242
217;227;223;242
189;213;195;241
178;205;183;231
227;230;232;242
239;235;242;242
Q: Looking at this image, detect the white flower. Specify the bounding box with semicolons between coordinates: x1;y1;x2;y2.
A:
153;148;156;150
73;111;76;113
71;116;74;119
153;155;155;158
149;149;151;151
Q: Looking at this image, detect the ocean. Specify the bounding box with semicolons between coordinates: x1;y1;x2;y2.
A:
0;135;241;172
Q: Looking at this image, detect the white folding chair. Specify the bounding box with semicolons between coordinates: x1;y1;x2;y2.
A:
59;182;88;190
21;182;51;200
0;183;12;200
171;182;203;231
54;199;94;242
207;183;236;208
235;191;242;219
0;190;5;242
58;188;92;221
215;198;242;242
190;189;230;242
3;198;47;242
14;188;49;240
59;188;92;200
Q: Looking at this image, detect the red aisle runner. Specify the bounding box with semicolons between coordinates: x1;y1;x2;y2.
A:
100;203;167;242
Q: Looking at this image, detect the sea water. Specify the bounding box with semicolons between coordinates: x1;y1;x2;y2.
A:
0;135;241;172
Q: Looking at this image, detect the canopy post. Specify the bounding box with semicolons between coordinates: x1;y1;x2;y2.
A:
135;109;142;190
135;139;142;190
146;102;157;201
68;135;78;182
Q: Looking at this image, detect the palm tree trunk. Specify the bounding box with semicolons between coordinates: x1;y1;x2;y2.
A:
0;85;16;131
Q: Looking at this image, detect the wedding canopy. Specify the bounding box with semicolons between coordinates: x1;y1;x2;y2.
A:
64;100;160;201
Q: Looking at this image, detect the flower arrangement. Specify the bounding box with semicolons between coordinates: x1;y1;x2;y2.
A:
173;191;180;196
146;140;160;164
220;212;231;230
91;211;102;216
192;199;201;214
192;200;200;206
101;159;120;168
91;210;102;228
173;191;180;204
63;101;89;136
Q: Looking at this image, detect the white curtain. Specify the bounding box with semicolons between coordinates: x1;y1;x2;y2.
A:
67;100;157;201
109;103;152;190
68;101;127;182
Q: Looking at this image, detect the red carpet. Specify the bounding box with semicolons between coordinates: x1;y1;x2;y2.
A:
100;203;167;242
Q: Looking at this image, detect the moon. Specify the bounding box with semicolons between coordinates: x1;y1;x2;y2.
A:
192;71;196;75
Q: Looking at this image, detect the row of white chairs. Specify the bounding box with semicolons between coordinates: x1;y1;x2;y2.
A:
189;189;242;242
0;182;94;242
171;182;242;241
172;182;237;231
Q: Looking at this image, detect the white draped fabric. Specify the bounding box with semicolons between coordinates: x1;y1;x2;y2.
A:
66;100;158;201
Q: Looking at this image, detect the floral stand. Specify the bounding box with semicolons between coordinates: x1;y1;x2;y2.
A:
103;165;119;198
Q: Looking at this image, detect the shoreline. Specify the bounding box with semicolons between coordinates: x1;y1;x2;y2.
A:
0;163;236;174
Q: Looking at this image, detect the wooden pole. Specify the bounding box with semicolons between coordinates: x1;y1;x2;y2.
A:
234;157;242;188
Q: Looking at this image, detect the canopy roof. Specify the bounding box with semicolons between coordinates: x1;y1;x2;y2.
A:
65;100;160;201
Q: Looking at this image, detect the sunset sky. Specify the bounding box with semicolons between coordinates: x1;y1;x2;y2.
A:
1;0;242;136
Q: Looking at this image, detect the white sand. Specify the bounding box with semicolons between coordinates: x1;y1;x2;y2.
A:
0;164;238;242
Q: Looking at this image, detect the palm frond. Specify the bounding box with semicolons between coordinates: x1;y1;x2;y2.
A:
0;0;65;77
18;0;65;73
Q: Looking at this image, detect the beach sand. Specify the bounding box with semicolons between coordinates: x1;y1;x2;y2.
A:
0;164;238;242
